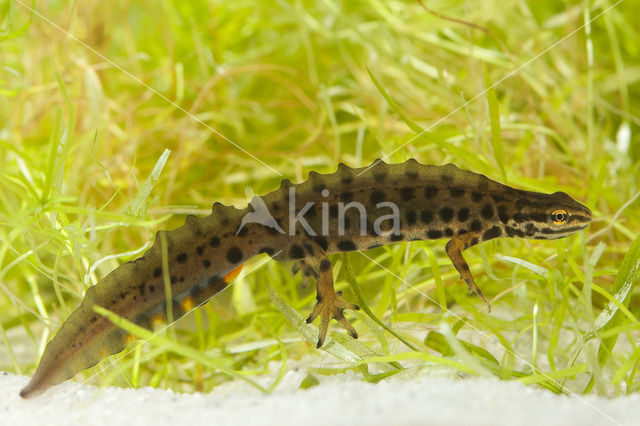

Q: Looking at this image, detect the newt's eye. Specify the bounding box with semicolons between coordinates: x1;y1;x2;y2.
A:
551;209;567;225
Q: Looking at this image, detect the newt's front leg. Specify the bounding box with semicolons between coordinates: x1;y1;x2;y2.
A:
445;233;491;310
304;254;359;348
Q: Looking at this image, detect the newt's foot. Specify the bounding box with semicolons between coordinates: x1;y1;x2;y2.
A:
465;278;491;312
306;291;359;348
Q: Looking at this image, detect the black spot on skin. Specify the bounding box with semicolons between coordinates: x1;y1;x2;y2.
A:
149;284;156;292
90;316;98;323
449;187;465;197
491;194;506;203
153;267;162;278
340;191;354;202
319;259;332;272
177;253;188;264
457;207;470;222
337;240;357;251
373;171;387;182
481;204;494;220
505;226;516;237
390;233;404;242
531;213;548;223
366;220;376;235
303;243;315;256
444;228;454;237
370;190;386;205
203;259;212;268
237;227;249;237
471;192;483;202
570;215;590;223
226;246;243;264
138;283;146;297
342;216;351;229
461;263;470;271
477;180;489;191
208;277;226;293
497;205;509;224
405;210;417;225
196;246;204;256
367;243;382;249
399;187;415;201
470;237;479;246
180;276;185;283
289;245;306;259
119;292;126;300
439;207;454;223
330;205;339;218
427;230;443;239
405;169;418;178
458;229;468;235
209;236;221;247
171;276;177;284
314;236;329;251
341;175;354;184
483;226;502;240
420;209;434;224
441;174;454;183
259;247;275;256
305;206;317;218
171;298;184;317
133;314;151;329
470;220;482;232
424;186;439;199
513;213;527;223
313;184;325;193
525;223;538;236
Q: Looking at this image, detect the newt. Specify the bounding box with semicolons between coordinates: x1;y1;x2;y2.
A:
20;159;592;397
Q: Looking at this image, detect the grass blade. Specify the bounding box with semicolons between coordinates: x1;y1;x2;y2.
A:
483;63;506;182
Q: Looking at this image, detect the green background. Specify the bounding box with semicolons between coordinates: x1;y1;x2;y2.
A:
0;0;638;396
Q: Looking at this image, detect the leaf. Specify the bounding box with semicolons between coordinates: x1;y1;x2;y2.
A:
124;149;171;218
584;235;640;392
341;254;419;351
483;63;506;182
366;65;423;134
424;331;499;367
93;304;268;392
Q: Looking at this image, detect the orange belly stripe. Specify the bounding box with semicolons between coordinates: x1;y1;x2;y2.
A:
223;264;243;283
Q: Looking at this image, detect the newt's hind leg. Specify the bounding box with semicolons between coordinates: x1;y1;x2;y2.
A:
445;233;491;311
304;254;359;348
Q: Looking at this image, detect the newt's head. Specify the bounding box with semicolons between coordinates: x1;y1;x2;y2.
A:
509;190;592;240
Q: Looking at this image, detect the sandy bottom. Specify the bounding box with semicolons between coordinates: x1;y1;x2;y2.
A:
3;369;638;426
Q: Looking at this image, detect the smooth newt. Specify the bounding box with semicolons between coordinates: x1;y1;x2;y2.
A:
20;159;592;397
